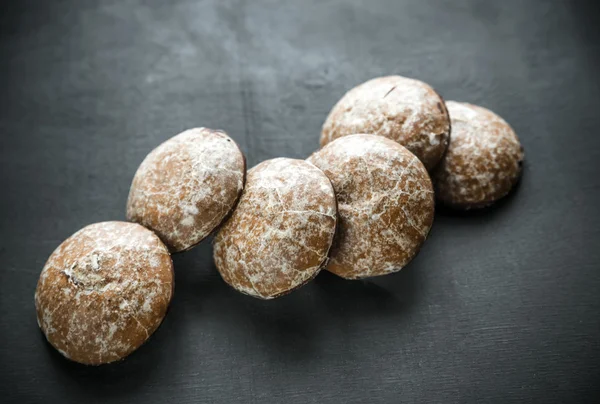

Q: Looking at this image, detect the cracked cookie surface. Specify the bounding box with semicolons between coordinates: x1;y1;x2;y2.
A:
308;134;434;279
213;158;337;299
432;101;524;209
321;75;450;171
34;221;174;365
127;127;246;252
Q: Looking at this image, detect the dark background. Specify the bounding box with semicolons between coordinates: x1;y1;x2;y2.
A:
1;0;600;403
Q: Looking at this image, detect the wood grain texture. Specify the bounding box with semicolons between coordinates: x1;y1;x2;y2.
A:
1;0;600;403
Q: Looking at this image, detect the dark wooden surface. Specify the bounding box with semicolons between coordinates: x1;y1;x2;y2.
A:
1;1;600;403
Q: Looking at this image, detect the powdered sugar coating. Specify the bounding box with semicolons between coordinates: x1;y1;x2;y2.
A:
308;134;434;279
127;128;246;252
34;222;174;365
321;76;450;171
433;102;524;209
213;158;337;299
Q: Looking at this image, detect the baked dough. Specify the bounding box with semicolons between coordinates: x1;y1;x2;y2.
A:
213;158;337;299
127;128;245;252
433;101;524;209
321;75;450;171
308;134;434;279
35;221;174;365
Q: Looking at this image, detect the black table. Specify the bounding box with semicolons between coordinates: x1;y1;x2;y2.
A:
1;1;599;403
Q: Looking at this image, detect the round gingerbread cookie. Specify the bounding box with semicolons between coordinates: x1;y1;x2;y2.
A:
308;134;434;279
321;75;451;171
35;221;174;365
432;101;524;209
127;127;246;252
213;158;337;299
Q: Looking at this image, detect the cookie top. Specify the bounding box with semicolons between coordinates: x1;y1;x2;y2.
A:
308;134;434;279
213;158;337;299
127;128;246;252
34;221;174;365
321;75;450;171
433;101;524;209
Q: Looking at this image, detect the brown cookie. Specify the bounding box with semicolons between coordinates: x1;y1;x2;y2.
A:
213;158;337;299
432;101;524;209
127;127;246;252
34;221;174;365
308;134;434;279
321;75;451;171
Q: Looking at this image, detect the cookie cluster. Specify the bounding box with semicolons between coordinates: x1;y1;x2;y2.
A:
35;75;524;364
